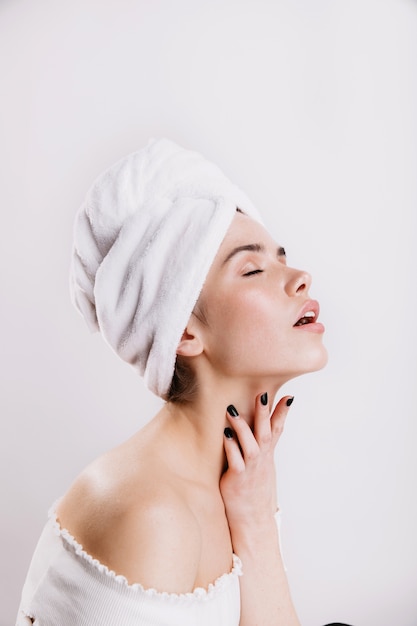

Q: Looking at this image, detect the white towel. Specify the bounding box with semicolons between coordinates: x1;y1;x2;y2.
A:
70;138;262;398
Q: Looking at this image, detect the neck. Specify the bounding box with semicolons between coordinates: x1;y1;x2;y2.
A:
159;376;281;486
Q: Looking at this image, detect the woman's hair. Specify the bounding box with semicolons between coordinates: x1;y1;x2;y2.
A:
167;356;197;404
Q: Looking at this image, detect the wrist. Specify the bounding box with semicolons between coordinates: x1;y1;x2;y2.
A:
229;512;278;545
226;502;279;529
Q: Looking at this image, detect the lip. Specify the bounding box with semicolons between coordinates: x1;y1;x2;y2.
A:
293;299;325;334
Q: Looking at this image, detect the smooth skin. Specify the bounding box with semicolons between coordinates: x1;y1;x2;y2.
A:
57;212;327;625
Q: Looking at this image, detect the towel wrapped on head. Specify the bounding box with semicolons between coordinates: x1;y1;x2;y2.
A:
70;138;262;398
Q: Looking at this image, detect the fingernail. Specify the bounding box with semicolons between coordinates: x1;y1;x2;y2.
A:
227;404;239;418
286;396;294;407
260;392;268;406
224;427;234;439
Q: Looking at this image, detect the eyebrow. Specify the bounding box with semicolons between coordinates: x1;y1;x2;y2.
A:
222;243;286;265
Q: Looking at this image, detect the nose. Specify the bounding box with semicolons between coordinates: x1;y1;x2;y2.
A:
284;267;312;296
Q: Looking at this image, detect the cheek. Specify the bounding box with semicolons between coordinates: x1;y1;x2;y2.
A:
204;291;290;369
209;290;271;335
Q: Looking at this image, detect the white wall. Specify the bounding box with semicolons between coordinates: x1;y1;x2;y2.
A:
1;1;416;624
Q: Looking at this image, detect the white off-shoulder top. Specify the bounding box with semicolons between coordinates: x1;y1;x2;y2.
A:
16;507;243;626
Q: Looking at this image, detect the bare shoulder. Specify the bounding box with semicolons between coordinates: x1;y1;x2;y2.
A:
56;441;202;593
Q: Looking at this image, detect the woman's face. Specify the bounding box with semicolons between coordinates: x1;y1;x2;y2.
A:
195;211;328;387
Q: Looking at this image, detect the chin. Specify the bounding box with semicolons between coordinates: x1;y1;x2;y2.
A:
283;344;329;383
299;344;328;376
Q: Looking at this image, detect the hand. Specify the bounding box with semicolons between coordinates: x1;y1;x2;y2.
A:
220;393;293;532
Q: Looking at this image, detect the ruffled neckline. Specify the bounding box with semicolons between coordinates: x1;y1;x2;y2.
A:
48;502;242;601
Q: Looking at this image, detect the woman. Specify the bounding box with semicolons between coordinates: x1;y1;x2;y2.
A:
17;139;328;625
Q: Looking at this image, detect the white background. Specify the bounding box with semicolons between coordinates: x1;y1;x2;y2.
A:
1;1;416;624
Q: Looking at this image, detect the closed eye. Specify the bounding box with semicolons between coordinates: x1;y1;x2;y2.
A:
243;269;264;277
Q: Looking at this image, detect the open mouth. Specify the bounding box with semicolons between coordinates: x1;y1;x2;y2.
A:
294;311;316;327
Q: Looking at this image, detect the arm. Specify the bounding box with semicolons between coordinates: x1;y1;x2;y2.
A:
220;394;301;626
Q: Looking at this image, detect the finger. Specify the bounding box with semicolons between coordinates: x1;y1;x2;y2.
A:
253;392;273;447
226;405;259;461
223;427;245;473
270;395;294;445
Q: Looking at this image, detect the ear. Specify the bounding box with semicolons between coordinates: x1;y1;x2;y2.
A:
176;322;204;358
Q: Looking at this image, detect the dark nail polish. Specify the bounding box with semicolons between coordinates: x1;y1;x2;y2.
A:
224;427;234;439
227;404;239;417
261;392;268;406
286;396;294;407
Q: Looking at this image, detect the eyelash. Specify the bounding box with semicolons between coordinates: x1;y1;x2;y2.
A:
243;269;264;277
